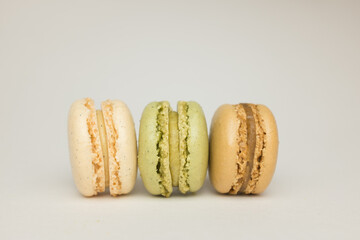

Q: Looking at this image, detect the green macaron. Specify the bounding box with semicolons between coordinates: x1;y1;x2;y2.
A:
138;101;208;197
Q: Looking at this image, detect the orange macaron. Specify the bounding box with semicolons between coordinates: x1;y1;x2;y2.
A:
209;103;279;194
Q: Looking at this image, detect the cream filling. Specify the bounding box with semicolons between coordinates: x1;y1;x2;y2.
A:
156;102;172;197
244;105;266;194
102;101;121;196
229;103;266;194
229;104;248;194
84;98;105;194
178;102;190;194
96;110;109;187
156;101;190;196
239;104;256;193
169;111;180;187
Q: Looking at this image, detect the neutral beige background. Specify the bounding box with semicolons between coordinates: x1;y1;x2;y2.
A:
1;0;359;239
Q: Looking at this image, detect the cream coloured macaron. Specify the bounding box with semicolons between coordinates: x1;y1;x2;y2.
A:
68;98;137;197
210;103;278;194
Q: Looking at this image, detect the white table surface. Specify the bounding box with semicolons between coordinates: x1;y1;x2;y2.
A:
1;1;359;239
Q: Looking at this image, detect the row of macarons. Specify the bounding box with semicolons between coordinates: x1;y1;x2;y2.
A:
68;98;278;197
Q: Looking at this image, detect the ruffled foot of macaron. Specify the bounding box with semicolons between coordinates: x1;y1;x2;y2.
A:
138;101;208;197
210;103;279;194
68;98;137;197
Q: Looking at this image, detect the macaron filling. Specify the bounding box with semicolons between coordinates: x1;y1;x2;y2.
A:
229;104;249;194
238;104;256;193
96;110;110;187
84;98;105;194
244;104;266;194
156;101;191;196
169;111;180;187
102;101;122;196
229;104;266;194
84;100;121;196
156;102;172;197
153;101;192;196
178;101;190;194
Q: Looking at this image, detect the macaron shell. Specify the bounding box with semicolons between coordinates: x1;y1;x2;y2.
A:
209;104;239;193
252;104;278;194
102;100;137;195
68;99;104;197
138;102;165;196
186;101;209;192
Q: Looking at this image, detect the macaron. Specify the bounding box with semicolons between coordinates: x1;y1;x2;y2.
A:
68;98;137;197
209;103;278;194
138;101;208;197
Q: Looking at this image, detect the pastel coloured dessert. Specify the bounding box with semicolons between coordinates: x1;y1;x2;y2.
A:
209;103;278;194
138;101;208;197
68;98;137;197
